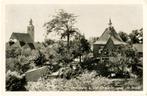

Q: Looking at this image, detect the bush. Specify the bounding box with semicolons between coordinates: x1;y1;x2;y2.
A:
26;72;142;91
57;62;82;79
6;58;20;73
81;55;97;71
26;71;113;91
6;56;33;74
6;70;27;91
6;43;21;58
75;71;112;91
33;51;46;66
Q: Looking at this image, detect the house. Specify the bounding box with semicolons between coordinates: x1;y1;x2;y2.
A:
9;19;35;49
93;19;126;62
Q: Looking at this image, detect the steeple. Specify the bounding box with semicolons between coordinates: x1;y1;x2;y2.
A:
27;18;34;42
29;19;33;25
108;18;112;28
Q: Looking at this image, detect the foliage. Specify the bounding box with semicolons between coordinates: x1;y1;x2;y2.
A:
6;43;21;58
118;31;129;42
26;71;111;91
71;34;91;61
21;48;32;57
80;54;112;77
124;45;136;57
118;28;143;44
44;9;79;49
58;62;82;79
80;54;97;70
6;70;27;91
6;56;33;74
128;28;143;44
43;39;55;47
33;50;46;66
79;45;141;78
6;10;143;91
78;35;91;54
122;45;143;77
53;41;74;64
6;58;21;73
26;71;142;91
6;43;37;74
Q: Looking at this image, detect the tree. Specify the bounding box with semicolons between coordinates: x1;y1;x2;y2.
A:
71;34;91;63
118;31;129;42
48;41;74;65
44;9;79;50
128;28;143;44
138;28;143;44
129;30;139;44
44;39;55;46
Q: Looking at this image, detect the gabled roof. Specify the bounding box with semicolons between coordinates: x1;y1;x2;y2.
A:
133;44;143;52
94;27;125;45
110;36;126;45
10;32;35;49
10;32;33;43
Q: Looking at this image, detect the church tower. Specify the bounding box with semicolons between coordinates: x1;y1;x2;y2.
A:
27;19;34;42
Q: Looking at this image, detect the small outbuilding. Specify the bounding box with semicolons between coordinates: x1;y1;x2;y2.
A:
93;19;126;62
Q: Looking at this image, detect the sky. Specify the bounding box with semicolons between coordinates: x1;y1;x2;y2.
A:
5;4;142;42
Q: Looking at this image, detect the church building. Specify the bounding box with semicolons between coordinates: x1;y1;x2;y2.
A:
93;19;126;62
9;19;35;49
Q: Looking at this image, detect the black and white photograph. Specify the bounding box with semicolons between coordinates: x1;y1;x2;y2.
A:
3;2;144;92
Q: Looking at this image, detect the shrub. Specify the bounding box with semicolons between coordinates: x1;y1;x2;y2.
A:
25;71;113;91
33;50;46;66
6;58;20;73
81;55;97;71
6;70;27;91
21;48;32;57
6;43;21;58
6;56;32;74
75;71;112;91
58;62;82;79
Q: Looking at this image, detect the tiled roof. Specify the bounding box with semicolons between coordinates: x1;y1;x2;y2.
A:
10;32;33;43
94;27;125;45
110;36;126;45
10;32;35;49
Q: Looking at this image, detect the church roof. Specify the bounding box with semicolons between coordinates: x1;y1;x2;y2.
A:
10;32;33;43
94;26;125;45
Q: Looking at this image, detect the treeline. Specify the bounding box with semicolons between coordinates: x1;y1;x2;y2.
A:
118;28;143;44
